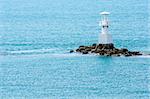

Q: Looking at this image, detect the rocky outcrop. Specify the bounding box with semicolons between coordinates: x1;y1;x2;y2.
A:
70;43;144;57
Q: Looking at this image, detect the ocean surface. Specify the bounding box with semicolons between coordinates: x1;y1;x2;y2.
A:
0;0;150;99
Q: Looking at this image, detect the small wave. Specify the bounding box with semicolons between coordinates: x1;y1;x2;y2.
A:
0;49;96;58
0;48;60;55
134;55;150;58
49;53;95;58
1;49;150;58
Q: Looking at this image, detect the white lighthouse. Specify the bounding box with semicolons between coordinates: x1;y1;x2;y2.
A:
99;12;113;44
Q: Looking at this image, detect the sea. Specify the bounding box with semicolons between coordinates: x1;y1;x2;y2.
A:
0;0;150;99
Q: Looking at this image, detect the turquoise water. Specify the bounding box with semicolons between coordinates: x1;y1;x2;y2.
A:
0;0;150;98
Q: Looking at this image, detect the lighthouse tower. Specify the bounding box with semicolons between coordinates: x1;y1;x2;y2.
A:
99;12;113;44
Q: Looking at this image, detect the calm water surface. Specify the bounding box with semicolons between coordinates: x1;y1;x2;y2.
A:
0;0;150;99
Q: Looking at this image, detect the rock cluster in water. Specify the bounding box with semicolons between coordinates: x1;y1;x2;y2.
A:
70;43;143;57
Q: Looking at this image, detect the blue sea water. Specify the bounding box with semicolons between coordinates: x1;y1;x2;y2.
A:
0;0;150;99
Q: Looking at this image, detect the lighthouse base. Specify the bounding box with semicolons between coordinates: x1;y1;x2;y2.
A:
99;33;113;44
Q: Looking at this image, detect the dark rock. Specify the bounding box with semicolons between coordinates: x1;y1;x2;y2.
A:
77;47;86;52
94;50;101;53
129;51;142;55
99;44;103;46
98;50;106;55
104;49;113;52
105;54;111;56
120;48;128;52
70;50;74;53
76;48;84;52
111;50;118;54
82;51;88;54
92;43;97;46
124;52;132;56
97;44;103;49
99;52;104;55
109;43;115;49
117;54;121;57
134;52;141;55
91;49;96;53
85;48;92;51
76;49;80;52
113;48;119;52
125;54;132;57
74;43;143;57
79;45;85;48
90;46;96;49
137;53;142;55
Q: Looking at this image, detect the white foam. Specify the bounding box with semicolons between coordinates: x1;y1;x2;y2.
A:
4;48;59;55
126;55;150;59
135;55;150;58
48;53;95;58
